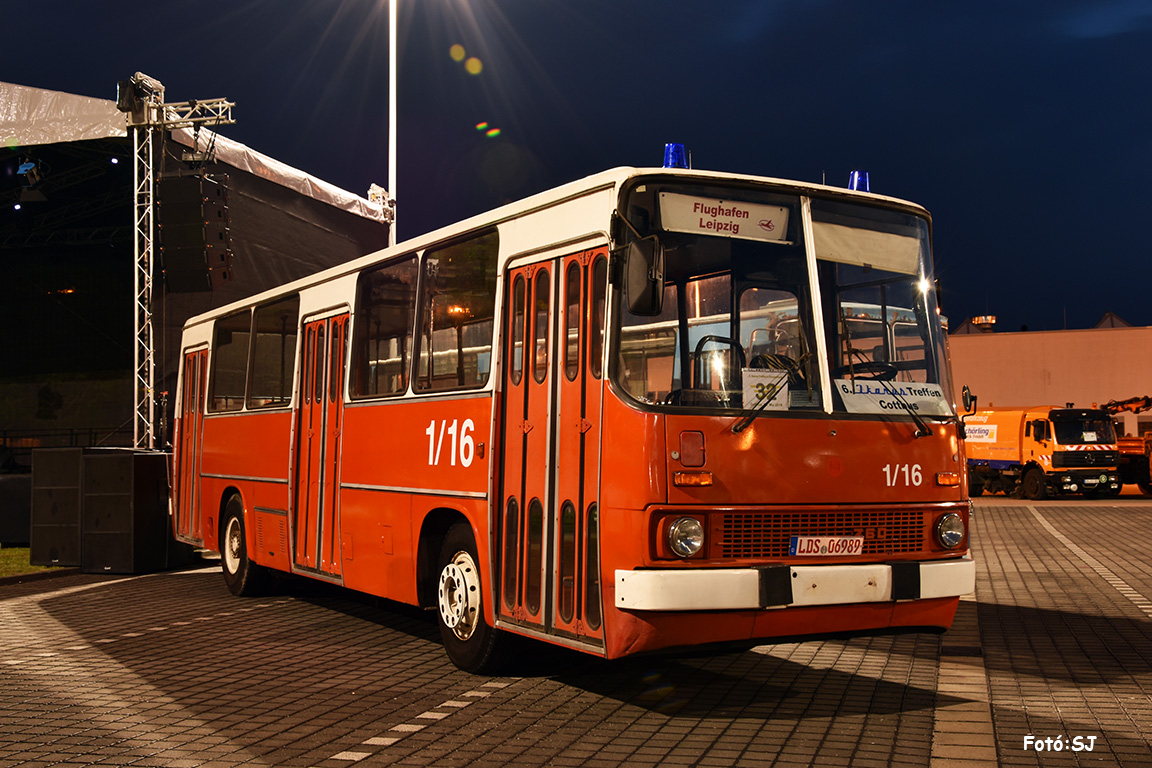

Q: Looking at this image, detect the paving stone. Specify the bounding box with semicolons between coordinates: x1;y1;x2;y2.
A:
4;499;1152;765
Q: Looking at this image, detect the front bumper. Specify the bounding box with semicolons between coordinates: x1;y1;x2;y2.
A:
1049;470;1118;493
615;556;975;611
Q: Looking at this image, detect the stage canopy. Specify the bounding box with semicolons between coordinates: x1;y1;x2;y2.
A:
1;81;391;454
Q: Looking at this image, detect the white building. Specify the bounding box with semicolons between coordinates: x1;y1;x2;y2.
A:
949;317;1152;437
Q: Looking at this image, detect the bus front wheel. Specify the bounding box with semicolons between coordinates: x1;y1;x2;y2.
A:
436;523;508;673
220;494;270;597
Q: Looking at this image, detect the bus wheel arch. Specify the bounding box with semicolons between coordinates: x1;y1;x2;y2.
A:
416;507;469;610
219;490;270;596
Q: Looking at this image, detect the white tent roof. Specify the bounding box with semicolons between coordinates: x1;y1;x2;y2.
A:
1;80;388;223
0;80;126;145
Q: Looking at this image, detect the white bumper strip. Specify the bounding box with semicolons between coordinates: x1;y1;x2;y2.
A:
615;557;975;612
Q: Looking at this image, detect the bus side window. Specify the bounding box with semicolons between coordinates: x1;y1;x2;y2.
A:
510;275;525;385
590;256;607;379
564;261;581;381
352;256;419;398
209;310;252;412
533;268;550;384
247;295;299;409
416;231;499;391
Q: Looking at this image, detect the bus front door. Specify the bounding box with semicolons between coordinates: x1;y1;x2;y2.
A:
500;250;606;648
292;313;348;579
552;250;606;645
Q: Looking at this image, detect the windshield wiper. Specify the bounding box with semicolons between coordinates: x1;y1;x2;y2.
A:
863;369;933;439
732;378;786;433
839;308;932;439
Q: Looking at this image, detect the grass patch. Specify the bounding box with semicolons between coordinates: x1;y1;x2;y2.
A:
0;547;60;579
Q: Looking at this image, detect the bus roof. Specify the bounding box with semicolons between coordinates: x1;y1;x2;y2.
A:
181;165;931;330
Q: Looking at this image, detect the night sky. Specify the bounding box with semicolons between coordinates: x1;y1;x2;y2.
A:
6;0;1152;334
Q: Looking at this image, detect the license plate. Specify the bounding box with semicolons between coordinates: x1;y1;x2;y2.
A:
789;535;864;556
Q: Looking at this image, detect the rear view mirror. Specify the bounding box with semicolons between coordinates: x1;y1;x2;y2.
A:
961;384;977;415
624;236;665;316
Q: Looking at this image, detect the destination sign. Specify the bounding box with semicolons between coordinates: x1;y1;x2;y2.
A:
659;193;790;243
836;379;951;417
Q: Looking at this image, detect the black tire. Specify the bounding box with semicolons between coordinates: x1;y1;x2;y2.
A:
220;494;270;597
968;471;985;497
436;522;509;673
1021;468;1047;500
1139;482;1152;497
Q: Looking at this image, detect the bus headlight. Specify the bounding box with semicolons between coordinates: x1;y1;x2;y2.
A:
668;517;704;558
935;513;965;549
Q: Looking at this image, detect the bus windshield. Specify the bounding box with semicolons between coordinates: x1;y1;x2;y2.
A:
613;181;953;417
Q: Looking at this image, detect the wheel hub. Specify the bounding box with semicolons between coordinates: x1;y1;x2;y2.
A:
438;551;480;641
224;518;242;574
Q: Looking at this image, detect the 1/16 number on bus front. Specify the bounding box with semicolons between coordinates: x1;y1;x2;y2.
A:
883;463;922;487
426;419;476;467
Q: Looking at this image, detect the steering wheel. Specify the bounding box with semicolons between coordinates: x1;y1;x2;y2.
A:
692;335;745;387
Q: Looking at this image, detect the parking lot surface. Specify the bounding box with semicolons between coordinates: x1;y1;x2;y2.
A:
2;496;1151;767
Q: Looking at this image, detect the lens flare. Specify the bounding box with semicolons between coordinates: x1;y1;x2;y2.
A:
464;57;483;75
475;122;489;131
485;128;501;138
449;44;466;62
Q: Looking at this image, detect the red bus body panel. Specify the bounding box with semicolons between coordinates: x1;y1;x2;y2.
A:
337;396;494;604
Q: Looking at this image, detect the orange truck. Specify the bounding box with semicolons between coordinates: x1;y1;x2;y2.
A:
1100;397;1152;495
965;407;1120;499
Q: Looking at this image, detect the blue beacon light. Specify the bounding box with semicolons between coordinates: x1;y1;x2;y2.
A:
663;143;690;169
848;170;870;192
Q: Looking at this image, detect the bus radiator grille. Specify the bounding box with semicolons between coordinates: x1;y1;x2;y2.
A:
714;509;926;558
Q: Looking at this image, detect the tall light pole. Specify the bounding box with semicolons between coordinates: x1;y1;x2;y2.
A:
388;0;398;245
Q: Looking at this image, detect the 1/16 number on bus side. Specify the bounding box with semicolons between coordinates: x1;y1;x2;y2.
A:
426;419;476;467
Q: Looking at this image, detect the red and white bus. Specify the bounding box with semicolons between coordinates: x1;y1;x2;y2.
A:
171;165;975;672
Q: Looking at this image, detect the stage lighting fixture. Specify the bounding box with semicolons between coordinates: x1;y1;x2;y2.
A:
18;161;41;188
116;72;164;113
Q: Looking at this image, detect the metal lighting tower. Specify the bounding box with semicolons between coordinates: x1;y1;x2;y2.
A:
388;0;398;245
117;73;235;449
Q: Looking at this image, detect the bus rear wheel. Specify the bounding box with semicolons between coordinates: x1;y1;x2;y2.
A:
220;494;270;597
436;523;508;673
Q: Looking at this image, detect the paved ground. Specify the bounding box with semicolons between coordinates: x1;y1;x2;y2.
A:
1;496;1150;767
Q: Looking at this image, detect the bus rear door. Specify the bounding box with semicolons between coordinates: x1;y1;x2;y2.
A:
292;312;349;579
174;347;208;546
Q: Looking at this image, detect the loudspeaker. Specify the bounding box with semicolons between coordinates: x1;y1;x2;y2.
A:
30;448;84;566
159;175;233;293
81;449;171;574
